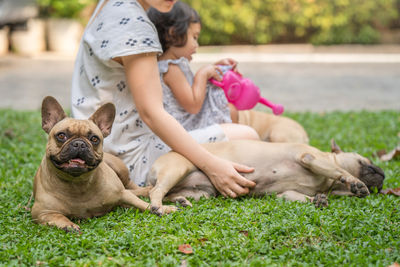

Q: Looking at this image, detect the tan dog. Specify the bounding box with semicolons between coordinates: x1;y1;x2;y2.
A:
31;96;176;232
147;139;384;214
238;110;309;144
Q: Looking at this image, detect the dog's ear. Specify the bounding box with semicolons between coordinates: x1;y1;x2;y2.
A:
89;103;116;138
330;139;343;154
41;96;67;134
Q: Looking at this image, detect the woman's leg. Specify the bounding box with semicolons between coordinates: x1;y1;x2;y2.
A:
226;104;259;140
220;123;260;140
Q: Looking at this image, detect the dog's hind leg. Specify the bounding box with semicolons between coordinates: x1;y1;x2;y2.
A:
298;153;369;197
267;117;309;144
104;153;152;197
238;110;309;144
277;191;328;208
147;152;197;216
312;193;328;208
127;187;153;197
165;194;193;207
277;190;312;203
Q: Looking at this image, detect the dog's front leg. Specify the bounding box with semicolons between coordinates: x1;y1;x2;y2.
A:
298;153;369;197
147;152;196;216
32;206;81;233
119;190;177;215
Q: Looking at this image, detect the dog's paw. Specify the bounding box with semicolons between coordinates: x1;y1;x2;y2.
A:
350;181;370;197
339;176;370;197
313;193;328;208
61;223;81;234
150;205;179;216
175;196;192;208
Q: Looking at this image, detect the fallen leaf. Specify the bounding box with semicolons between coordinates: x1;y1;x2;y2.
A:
239;230;249;237
376;149;387;158
198;238;208;245
4;128;15;139
180;259;188;267
178;244;193;254
380;188;400;196
378;146;400;161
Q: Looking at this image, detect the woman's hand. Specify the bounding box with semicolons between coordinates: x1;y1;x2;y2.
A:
201;155;256;198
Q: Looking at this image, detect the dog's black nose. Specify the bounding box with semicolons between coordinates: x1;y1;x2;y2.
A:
71;140;88;150
359;163;385;193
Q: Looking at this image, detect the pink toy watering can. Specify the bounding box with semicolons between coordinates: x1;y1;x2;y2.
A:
210;68;284;115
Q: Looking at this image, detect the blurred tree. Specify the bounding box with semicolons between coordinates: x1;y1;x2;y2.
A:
36;0;97;23
182;0;399;45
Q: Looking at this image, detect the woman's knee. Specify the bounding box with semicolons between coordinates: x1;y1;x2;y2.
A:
220;123;260;140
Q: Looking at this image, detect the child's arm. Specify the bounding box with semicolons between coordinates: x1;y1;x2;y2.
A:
163;63;221;114
121;53;255;198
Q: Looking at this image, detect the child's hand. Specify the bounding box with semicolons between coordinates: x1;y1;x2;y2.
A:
214;58;238;71
199;64;223;81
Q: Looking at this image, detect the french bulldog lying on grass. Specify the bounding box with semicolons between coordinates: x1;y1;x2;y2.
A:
147;140;384;214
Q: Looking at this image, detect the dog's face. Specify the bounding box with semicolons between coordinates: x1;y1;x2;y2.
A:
41;96;115;178
331;140;385;192
46;118;105;177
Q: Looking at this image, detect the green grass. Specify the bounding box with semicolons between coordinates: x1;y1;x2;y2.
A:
0;109;399;266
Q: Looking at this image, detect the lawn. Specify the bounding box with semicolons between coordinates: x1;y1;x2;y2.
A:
0;109;399;266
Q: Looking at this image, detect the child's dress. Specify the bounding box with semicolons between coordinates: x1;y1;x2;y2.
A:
158;57;232;131
71;0;227;186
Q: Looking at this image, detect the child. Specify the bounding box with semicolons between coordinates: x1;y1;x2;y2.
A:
148;2;246;134
70;0;256;198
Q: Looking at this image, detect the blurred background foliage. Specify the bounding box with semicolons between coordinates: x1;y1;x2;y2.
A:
36;0;97;22
35;0;399;45
182;0;399;45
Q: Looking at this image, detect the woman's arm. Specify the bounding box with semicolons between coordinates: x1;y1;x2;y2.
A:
121;53;255;197
163;63;221;114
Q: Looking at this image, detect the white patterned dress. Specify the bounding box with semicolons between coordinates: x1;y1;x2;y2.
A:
158;57;232;132
71;0;227;185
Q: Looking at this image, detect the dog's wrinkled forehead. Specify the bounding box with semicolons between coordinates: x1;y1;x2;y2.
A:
354;152;372;165
341;152;371;165
50;118;102;138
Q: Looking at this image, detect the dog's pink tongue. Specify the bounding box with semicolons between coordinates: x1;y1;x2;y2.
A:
70;158;85;165
60;158;86;168
69;158;85;167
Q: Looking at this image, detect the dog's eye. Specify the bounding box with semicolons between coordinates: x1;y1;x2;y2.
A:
56;132;67;142
90;135;100;145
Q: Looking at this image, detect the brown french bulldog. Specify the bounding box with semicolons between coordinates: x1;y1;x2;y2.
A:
238;110;309;144
147;139;385;214
31;96;176;232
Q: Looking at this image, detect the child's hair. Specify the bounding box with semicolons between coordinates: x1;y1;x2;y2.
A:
148;2;201;52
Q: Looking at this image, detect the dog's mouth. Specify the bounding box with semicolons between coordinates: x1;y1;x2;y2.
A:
61;158;87;168
51;157;98;177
